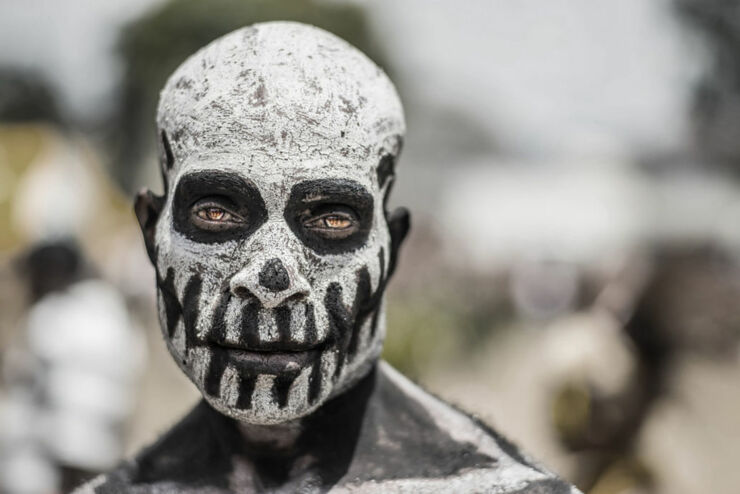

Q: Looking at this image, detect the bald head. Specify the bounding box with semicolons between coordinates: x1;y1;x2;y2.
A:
138;22;410;424
157;21;404;181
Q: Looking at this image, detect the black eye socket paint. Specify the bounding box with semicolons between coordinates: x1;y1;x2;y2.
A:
173;170;268;243
284;179;374;255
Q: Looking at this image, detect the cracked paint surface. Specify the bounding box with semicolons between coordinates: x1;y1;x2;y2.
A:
76;22;580;494
154;21;404;424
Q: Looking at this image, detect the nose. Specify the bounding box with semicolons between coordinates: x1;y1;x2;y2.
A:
230;257;310;308
258;258;290;292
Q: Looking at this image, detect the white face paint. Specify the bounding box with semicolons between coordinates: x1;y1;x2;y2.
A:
151;22;405;424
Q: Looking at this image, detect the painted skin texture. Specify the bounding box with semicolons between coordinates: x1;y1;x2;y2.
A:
77;22;580;493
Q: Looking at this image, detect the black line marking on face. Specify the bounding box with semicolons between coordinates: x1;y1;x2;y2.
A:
304;303;317;344
346;267;372;359
161;130;175;170
159;131;175;194
324;248;390;380
240;301;261;348
209;289;231;343
325;282;351;379
259;258;290;292
275;306;292;343
369;307;381;341
181;273;203;351
308;359;322;405
368;249;386;340
173;170;268;244
284;179;374;255
235;372;257;410
272;368;300;408
204;352;228;398
376;154;395;190
347;248;388;359
157;267;182;338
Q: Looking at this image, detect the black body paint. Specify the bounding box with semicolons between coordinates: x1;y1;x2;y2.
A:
91;366;570;493
193;291;322;409
258;258;290;292
156;267;184;340
303;303;317;343
272;367;300;408
239;300;262;349
308;358;323;405
209;289;232;343
285;179;374;255
173;170;268;243
235;371;258;410
159;131;175;195
324;248;388;379
274;306;292;342
161;130;175;171
204;353;228;398
181;274;203;351
376;153;395;190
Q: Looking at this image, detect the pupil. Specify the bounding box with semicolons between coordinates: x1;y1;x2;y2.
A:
208;208;224;220
326;216;344;228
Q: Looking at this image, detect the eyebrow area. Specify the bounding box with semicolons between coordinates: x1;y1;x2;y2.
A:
284;178;374;254
172;169;268;243
290;179;374;210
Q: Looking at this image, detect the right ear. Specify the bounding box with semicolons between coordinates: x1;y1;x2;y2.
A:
134;189;164;265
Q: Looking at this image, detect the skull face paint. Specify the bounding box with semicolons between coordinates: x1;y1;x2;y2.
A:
138;22;407;424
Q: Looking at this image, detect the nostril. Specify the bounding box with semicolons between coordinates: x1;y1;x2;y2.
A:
283;291;308;304
232;285;254;299
258;258;290;293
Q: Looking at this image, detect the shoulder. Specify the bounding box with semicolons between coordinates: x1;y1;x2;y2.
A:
73;401;234;494
338;362;580;493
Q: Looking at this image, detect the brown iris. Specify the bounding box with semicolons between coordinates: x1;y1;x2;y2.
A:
190;201;244;231
324;215;351;229
303;211;357;239
202;208;226;221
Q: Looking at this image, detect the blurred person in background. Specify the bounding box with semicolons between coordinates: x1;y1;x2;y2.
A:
0;241;144;493
548;245;740;494
0;71;145;494
4;1;740;493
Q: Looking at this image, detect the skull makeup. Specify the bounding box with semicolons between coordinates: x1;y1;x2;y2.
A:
135;22;409;424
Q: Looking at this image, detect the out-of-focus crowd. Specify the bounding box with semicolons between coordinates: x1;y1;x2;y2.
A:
2;1;740;493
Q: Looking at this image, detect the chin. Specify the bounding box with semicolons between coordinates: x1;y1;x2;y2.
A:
180;333;385;425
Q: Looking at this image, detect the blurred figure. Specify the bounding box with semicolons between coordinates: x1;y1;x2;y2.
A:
0;70;149;492
0;240;145;493
548;245;740;493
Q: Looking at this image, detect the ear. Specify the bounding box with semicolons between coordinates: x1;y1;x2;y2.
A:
134;188;165;265
387;207;410;278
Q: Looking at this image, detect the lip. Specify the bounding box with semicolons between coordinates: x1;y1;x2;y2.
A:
208;341;327;374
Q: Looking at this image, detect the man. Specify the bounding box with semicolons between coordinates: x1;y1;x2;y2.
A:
81;22;577;493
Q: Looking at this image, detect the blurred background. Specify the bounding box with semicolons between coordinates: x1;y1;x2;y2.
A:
1;0;739;492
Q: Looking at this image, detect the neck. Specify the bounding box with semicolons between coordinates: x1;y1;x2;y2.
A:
225;363;377;457
236;418;304;453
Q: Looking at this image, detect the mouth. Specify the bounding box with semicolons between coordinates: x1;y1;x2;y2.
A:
208;340;329;375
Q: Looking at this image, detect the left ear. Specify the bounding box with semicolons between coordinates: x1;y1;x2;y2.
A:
134;188;165;265
387;207;410;278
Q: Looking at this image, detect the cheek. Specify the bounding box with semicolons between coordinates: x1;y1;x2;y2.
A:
156;209;237;275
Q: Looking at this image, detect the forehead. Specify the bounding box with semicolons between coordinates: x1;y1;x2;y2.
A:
157;23;404;189
174;148;379;193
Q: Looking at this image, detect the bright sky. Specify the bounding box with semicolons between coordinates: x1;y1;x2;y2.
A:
0;0;703;157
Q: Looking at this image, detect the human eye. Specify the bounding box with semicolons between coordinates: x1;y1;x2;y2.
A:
303;208;359;239
190;199;244;230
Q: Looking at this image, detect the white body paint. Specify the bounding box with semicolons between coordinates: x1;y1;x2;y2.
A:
154;22;404;424
330;363;582;494
73;22;579;494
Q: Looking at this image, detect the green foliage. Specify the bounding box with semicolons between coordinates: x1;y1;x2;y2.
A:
383;299;461;380
382;290;514;380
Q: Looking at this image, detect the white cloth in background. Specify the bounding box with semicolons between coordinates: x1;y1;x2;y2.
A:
24;279;145;471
